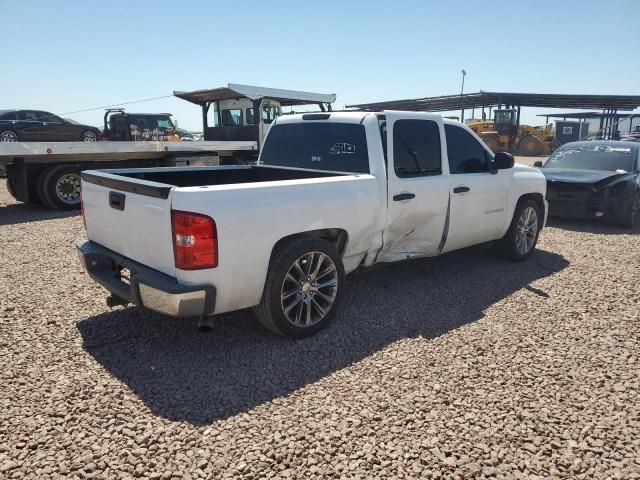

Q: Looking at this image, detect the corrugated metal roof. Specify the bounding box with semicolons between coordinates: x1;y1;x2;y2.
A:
347;91;640;112
174;83;336;107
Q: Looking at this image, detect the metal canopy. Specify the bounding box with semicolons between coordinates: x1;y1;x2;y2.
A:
347;91;640;112
174;83;336;107
537;111;637;119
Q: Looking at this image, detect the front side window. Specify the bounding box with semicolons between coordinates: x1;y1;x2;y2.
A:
260;122;369;173
262;105;279;124
392;119;441;177
445;124;491;174
156;118;174;130
40;112;63;124
221;109;243;126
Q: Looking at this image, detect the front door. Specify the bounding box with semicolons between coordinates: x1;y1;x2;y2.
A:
379;112;450;263
442;123;509;252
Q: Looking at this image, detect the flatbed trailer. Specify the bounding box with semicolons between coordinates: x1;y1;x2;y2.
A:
0;140;256;210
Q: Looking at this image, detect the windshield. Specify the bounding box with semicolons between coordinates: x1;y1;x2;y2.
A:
544;144;636;172
260;122;370;173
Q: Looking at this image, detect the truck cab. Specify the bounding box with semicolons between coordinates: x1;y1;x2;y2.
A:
174;83;336;162
103;109;180;142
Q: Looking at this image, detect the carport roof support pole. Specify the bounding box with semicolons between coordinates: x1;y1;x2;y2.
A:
460;69;466;122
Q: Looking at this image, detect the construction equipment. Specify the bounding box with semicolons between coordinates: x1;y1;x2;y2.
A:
467;109;557;156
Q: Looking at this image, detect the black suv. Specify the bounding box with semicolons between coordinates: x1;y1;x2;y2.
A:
0;109;100;142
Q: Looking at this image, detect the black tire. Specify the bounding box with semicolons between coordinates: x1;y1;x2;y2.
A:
619;190;640;229
0;129;19;142
254;237;346;338
5;177;16;199
37;168;55;208
40;165;82;210
498;198;542;261
517;135;544;156
81;130;98;142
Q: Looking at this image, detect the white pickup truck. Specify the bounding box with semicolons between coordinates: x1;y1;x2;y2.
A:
77;111;548;337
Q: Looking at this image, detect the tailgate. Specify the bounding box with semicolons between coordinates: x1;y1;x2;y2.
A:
81;173;176;277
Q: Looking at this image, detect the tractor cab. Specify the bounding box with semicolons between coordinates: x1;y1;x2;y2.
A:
493;109;518;137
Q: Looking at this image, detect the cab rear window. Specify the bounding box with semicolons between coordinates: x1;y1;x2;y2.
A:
260;123;370;173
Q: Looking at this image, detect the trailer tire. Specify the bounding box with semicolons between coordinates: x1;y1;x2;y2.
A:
5;177;16;200
37;169;55;209
254;237;345;338
41;165;82;210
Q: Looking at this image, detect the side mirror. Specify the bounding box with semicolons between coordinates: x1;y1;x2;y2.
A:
533;160;543;168
493;151;515;170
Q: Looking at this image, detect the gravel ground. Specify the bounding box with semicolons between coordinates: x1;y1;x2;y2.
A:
1;177;639;479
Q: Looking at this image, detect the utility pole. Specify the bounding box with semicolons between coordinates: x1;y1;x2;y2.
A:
460;69;467;123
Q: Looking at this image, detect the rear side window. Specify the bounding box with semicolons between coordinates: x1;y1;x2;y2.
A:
260;122;370;173
445;124;491;174
393;119;442;177
0;111;18;121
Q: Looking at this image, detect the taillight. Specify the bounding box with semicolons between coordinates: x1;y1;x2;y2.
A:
171;210;217;269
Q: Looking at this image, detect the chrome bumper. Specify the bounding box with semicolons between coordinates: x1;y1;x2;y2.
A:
76;240;215;317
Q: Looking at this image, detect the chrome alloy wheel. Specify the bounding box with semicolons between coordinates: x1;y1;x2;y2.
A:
0;131;18;142
55;173;81;204
281;251;338;327
82;131;97;142
515;206;539;255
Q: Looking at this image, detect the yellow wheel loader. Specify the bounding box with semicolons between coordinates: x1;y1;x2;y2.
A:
467;109;558;156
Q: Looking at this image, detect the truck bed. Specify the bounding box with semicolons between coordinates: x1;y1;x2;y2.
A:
81;165;350;199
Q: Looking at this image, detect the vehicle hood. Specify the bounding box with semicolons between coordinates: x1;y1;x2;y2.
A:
541;168;628;186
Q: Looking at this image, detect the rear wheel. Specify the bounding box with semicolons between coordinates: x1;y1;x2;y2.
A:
499;199;541;261
254;237;345;338
517;135;544;156
1;130;18;142
41;165;82;210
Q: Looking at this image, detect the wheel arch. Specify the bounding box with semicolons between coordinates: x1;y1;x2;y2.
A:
269;228;349;264
514;192;545;229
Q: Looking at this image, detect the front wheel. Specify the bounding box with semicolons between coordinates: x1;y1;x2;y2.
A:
81;130;98;142
499;199;542;261
254;237;345;338
619;190;640;228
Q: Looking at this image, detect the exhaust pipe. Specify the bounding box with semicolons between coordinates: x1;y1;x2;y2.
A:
106;294;128;309
198;315;215;333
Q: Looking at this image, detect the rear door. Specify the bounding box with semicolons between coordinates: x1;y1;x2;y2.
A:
81;176;176;277
379;112;450;262
16;110;47;141
442;123;509;252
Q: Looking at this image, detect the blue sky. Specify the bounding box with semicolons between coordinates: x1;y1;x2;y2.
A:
1;0;639;130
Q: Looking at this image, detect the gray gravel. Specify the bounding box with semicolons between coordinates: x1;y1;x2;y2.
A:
1;179;639;479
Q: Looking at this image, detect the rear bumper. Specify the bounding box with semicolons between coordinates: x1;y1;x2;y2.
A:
76;240;215;317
